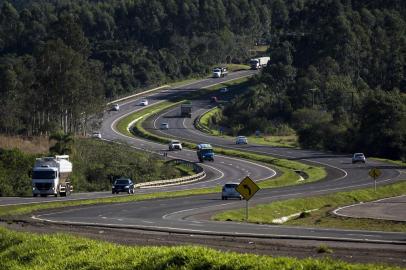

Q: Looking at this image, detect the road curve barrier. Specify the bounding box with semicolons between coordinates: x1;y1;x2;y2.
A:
193;107;218;134
135;159;205;189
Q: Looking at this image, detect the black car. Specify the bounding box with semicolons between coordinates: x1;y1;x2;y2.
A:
112;179;135;194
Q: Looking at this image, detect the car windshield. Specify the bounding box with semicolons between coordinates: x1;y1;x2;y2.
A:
32;170;56;179
355;154;364;157
225;184;238;188
115;180;130;185
171;141;180;144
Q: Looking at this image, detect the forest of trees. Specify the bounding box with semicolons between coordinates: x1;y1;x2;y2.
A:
0;0;405;160
217;0;406;160
0;0;273;135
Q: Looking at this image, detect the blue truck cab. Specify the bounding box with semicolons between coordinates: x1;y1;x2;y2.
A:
196;143;214;162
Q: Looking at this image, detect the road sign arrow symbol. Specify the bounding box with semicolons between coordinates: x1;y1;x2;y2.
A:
243;184;251;195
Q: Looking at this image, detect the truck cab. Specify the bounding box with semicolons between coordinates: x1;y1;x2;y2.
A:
212;67;228;78
196;143;214;162
32;155;72;197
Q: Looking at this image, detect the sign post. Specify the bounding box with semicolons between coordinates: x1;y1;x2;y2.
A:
368;168;381;192
236;176;260;222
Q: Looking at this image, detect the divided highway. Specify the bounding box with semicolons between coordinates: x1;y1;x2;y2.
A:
9;70;406;243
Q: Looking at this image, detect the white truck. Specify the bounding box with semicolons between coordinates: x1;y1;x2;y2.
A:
212;67;228;78
250;57;270;69
31;155;73;197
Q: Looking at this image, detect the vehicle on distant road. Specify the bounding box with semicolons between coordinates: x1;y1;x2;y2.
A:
250;57;270;69
236;136;248;145
220;87;229;93
160;123;169;130
111;104;120;111
196;143;214;162
221;182;242;200
112;178;135;194
180;102;192;118
352;153;366;164
210;96;218;103
169;140;182;151
212;67;228;78
140;99;149;106
32;155;73;197
92;132;102;139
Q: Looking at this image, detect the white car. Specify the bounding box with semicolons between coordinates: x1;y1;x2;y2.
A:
92;132;102;139
236;136;248;144
111;104;120;111
220;87;229;93
160;123;169;130
140;99;148;106
221;182;242;200
169;140;182;151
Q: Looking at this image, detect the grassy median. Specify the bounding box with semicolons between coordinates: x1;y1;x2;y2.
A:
198;107;299;148
0;227;400;270
214;180;406;232
117;99;326;188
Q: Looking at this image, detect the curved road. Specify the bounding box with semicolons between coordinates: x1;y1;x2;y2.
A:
29;70;406;244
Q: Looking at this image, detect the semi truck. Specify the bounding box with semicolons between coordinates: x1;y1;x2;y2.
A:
31;155;73;197
212;67;228;78
196;143;214;162
180;102;192;118
249;57;270;69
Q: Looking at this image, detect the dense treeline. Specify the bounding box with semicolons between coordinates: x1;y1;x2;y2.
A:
0;138;186;196
0;0;274;135
218;0;406;160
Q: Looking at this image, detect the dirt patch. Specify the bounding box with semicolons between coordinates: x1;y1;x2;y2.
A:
2;219;405;268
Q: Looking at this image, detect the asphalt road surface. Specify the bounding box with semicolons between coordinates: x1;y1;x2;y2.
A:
30;70;406;244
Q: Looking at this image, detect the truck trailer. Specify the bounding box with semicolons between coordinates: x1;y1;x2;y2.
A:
32;155;73;197
250;57;270;69
180;102;192;118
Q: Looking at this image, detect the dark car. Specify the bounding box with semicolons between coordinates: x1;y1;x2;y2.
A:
112;178;135;194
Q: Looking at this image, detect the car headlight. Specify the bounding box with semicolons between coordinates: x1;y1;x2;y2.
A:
112;186;115;189
124;185;130;188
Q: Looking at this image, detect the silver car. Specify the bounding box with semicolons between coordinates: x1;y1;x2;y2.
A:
352;153;366;164
221;182;242;200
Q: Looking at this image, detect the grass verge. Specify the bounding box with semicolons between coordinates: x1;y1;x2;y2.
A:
213;181;406;232
198;107;299;148
0;227;398;270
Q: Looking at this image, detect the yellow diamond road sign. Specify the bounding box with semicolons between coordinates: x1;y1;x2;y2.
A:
369;168;381;179
236;176;260;201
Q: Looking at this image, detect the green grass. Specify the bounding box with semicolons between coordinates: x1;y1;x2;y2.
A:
214;181;406;232
0;227;401;270
198;107;299;147
225;63;250;71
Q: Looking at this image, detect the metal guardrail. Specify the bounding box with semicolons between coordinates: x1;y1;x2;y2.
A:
135;160;205;189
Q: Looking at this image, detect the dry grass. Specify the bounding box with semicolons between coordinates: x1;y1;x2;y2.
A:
0;135;50;154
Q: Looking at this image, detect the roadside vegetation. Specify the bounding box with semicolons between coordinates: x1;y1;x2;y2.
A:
198;107;299;148
0;136;190;196
214;181;406;232
0;227;398;270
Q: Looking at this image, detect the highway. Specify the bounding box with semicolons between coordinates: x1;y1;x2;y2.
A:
29;70;406;244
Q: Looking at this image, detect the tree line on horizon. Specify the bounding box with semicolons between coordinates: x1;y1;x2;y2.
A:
0;0;404;160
